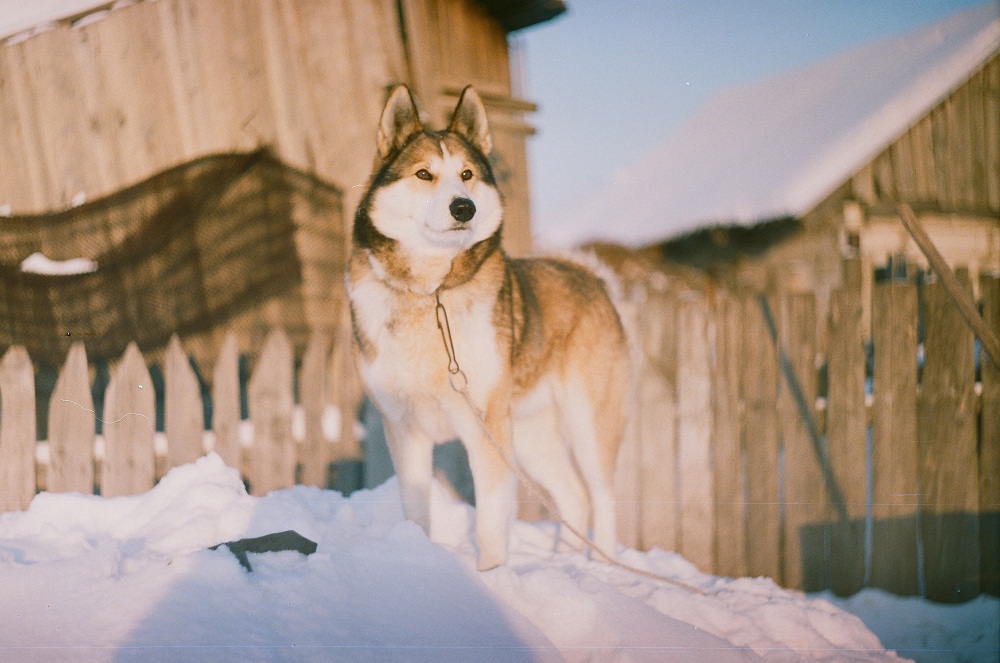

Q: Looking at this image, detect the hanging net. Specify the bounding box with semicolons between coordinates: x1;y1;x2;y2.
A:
0;149;345;365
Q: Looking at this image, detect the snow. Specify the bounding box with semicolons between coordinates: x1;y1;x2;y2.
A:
541;4;1000;249
0;0;119;43
1;453;985;663
20;252;98;275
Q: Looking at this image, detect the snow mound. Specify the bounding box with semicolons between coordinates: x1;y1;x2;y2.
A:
0;454;904;662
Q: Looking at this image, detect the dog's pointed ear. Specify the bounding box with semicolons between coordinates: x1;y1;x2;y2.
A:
448;86;492;156
377;85;423;159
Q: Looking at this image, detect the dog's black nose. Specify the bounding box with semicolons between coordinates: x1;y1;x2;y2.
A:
450;197;476;223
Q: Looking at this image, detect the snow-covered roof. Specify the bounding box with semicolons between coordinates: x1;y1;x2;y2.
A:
550;3;1000;248
0;0;118;43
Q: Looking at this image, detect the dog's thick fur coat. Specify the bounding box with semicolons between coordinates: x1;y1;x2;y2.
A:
347;85;630;570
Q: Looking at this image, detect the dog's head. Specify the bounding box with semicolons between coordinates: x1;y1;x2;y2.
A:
354;85;503;257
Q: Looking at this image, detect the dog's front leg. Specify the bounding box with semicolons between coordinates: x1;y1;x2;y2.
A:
384;420;435;535
458;408;517;571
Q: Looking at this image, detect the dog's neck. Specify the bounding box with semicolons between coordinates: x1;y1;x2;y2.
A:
362;230;503;297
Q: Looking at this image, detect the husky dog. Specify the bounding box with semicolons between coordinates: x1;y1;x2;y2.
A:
347;85;630;570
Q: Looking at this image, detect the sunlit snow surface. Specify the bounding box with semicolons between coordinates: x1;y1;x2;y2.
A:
0;454;938;663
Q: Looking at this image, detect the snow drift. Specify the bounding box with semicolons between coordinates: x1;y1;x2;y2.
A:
0;454;906;662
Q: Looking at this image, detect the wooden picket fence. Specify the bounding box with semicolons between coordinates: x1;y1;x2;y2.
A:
0;326;364;509
611;257;998;603
0;257;997;603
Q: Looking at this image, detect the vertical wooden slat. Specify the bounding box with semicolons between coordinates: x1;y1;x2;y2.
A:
102;343;156;497
638;294;678;552
247;329;295;496
676;296;713;571
980;272;1000;596
299;331;330;488
919;274;979;602
870;280;920;595
742;294;781;582
165;334;204;472
826;258;867;596
780;291;824;590
0;346;36;512
211;331;242;472
47;342;96;494
614;291;643;549
712;293;746;578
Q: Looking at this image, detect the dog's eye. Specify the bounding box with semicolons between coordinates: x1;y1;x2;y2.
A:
461;169;474;181
415;169;433;181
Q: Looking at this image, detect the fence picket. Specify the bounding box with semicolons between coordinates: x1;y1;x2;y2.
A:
742;294;781;582
47;343;96;494
980;273;1000;596
676;297;713;571
712;293;746;579
0;346;36;512
919;275;980;602
779;292;824;591
638;293;679;551
211;332;242;472
165;334;204;471
826;259;867;596
247;329;295;496
102;343;156;497
299;331;329;488
870;279;920;595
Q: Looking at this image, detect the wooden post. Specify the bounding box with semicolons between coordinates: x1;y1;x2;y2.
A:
712;293;746;579
742;294;781;583
779;292;824;591
826;258;867;596
870;279;920;595
615;292;643;549
47;343;96;494
638;293;679;552
299;331;330;488
0;346;36;512
211;332;242;472
247;329;296;496
102;343;156;497
165;334;204;471
919;274;980;602
676;296;714;571
980;273;1000;596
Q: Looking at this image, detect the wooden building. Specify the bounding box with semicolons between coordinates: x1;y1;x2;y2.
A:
0;0;563;362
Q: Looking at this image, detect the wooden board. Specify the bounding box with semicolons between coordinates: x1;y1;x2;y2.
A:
247;329;296;496
211;331;243;472
299;331;330;488
101;343;156;497
676;297;714;571
779;292;824;590
0;346;36;512
711;293;746;579
918;276;980;602
46;342;96;494
165;334;204;471
742;294;781;582
638;294;679;552
825;259;867;596
870;280;920;596
978;273;999;596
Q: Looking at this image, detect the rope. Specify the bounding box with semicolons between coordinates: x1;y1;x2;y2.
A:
434;289;708;596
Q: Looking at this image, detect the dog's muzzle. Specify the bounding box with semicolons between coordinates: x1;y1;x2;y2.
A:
449;197;476;223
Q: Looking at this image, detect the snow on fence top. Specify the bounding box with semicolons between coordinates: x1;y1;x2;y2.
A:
551;3;1000;248
0;0;122;43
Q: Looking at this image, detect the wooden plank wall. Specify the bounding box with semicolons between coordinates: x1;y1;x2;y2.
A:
609;260;998;602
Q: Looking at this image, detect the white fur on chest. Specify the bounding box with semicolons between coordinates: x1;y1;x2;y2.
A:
350;272;503;442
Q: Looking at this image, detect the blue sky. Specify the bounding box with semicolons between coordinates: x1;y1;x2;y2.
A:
516;0;992;238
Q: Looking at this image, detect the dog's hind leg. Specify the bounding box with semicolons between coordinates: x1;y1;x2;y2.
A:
512;407;590;552
384;421;435;535
557;377;623;560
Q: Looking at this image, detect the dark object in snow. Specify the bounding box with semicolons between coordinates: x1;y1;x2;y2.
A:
211;530;318;572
